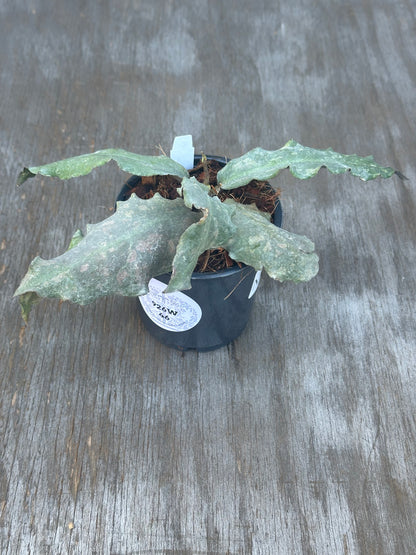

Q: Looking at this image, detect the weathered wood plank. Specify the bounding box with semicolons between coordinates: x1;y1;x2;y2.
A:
1;0;416;553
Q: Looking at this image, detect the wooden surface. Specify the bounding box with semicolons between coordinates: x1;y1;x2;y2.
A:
1;1;415;553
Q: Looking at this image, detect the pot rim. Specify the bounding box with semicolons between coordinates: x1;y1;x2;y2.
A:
181;263;256;281
194;153;230;165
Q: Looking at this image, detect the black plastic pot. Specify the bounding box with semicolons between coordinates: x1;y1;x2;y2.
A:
116;155;282;352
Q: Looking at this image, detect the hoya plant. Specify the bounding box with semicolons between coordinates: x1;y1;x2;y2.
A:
15;140;399;322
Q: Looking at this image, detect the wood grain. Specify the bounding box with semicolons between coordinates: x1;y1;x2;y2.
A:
1;0;416;553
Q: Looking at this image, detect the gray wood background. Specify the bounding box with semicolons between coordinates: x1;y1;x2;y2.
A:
1;1;415;553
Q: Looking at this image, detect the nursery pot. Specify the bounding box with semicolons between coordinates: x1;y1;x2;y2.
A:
116;155;282;352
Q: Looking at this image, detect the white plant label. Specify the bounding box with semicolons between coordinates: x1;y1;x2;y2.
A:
248;270;262;299
170;135;194;170
139;278;202;332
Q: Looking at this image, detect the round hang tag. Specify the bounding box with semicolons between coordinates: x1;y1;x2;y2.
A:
138;278;202;332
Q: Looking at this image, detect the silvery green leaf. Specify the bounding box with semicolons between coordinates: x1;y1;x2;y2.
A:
14;194;199;321
17;149;189;186
166;178;318;292
218;139;396;189
226;202;319;282
67;229;84;250
165;178;236;292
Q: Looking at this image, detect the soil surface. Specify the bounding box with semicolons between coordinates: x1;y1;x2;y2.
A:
124;159;281;273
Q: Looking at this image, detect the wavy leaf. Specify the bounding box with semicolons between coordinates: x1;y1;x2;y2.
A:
165;177;237;292
17;149;189;186
14;194;199;321
227;202;319;282
165;179;318;291
218;139;396;189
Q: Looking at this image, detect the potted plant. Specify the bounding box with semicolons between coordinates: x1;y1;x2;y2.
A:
15;139;400;350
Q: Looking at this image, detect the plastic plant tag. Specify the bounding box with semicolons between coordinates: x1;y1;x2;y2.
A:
138;278;202;332
170;135;195;170
248;270;262;299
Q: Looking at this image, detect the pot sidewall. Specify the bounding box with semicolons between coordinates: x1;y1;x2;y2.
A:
137;265;260;351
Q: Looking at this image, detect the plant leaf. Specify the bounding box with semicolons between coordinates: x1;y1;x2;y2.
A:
218;139;396;189
14;194;199;321
67;229;84;250
166;178;318;291
226;202;319;282
18;292;42;323
17;149;189;186
165;178;237;292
